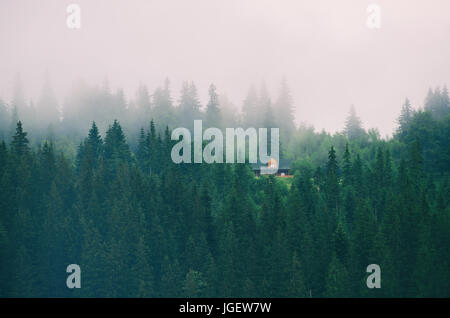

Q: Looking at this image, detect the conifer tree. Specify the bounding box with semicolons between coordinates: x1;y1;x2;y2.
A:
325;253;350;297
326;146;339;212
288;252;306;297
11;121;29;157
87;121;103;160
205;84;221;128
242;86;258;128
342;143;352;187
275;78;296;143
344;105;365;141
396;98;413;138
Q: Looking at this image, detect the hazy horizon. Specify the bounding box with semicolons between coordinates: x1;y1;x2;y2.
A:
1;0;450;136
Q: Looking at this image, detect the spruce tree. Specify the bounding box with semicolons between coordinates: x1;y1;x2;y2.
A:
11;121;29;157
396;98;413;138
344;105;365;141
205;84;221;128
326;146;339;212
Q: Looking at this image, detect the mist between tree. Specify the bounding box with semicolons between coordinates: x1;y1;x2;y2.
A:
1;76;447;150
0;78;297;148
0;76;449;297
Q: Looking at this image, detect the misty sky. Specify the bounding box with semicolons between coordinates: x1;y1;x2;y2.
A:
1;0;449;136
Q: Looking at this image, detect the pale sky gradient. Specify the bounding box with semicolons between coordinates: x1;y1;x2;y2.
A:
1;0;449;136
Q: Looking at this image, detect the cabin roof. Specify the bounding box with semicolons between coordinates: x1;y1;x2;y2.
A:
251;159;292;170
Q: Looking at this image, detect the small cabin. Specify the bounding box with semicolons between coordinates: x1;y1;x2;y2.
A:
252;158;292;177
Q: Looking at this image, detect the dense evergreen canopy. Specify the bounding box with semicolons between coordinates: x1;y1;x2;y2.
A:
0;80;449;297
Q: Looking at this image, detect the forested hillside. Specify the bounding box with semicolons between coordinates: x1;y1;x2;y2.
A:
0;80;449;297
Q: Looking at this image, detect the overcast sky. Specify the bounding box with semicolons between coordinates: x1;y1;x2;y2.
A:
1;0;449;136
